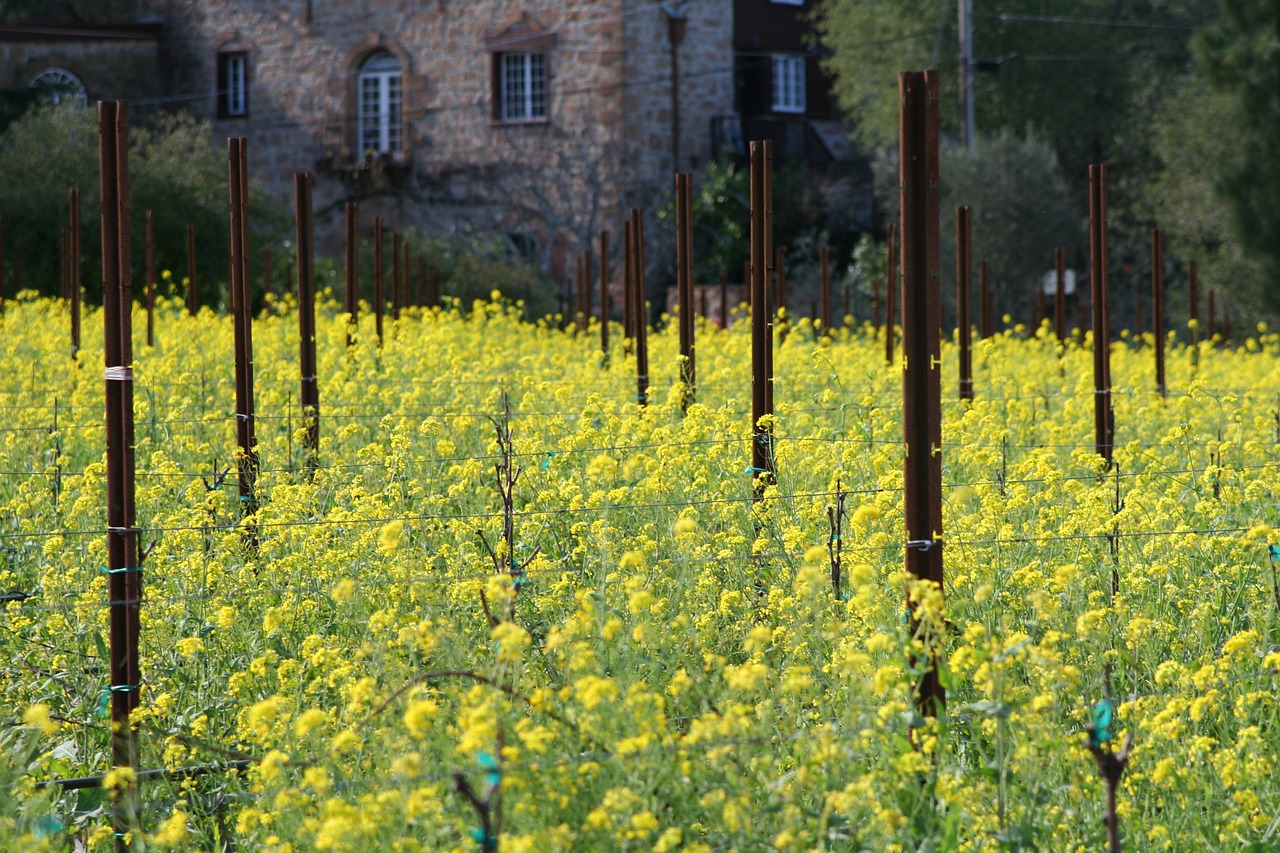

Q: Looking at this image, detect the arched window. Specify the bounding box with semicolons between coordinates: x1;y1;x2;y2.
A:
357;51;402;156
29;67;87;108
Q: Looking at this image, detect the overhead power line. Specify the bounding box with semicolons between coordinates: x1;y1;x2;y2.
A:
978;11;1205;31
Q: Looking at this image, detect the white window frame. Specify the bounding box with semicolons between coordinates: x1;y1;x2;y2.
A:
357;52;403;156
498;52;547;122
29;67;87;108
223;53;247;117
771;54;806;114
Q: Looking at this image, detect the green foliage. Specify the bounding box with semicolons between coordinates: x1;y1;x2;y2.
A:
815;0;1214;177
1138;72;1268;322
873;130;1081;324
1192;0;1280;311
0;104;287;306
320;227;555;320
654;158;748;283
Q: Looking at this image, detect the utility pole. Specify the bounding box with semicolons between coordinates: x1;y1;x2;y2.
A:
958;0;975;152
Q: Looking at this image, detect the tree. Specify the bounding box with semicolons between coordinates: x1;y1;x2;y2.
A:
1136;71;1267;321
1192;0;1280;311
815;0;1216;178
0;103;287;306
873;129;1082;325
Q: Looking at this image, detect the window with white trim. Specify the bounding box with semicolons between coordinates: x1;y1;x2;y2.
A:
29;67;87;108
218;52;248;118
497;52;547;122
357;51;403;155
771;54;806;114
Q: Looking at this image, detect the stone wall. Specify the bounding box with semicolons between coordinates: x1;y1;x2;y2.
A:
157;0;734;276
0;27;166;110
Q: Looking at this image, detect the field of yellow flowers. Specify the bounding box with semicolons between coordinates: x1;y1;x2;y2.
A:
1;290;1279;852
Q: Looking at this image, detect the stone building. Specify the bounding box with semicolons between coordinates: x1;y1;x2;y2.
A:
1;3;865;287
154;0;735;273
0;19;166;118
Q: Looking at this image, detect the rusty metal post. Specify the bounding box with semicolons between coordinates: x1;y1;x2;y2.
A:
599;229;610;357
344;201;358;347
373;217;384;345
1089;164;1113;465
228;138;258;534
1152;228;1166;396
145;210;154;347
750;140;774;493
676;173;695;406
899;70;945;717
1055;246;1066;341
956;205;972;400
295;173;319;478
762;141;775;418
99;100;141;853
185;225;197;316
631;208;649;406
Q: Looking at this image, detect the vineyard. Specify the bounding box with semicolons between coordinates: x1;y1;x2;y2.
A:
1;286;1279;851
1;83;1278;853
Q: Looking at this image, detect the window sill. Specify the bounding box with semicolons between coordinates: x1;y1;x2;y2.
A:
491;117;550;127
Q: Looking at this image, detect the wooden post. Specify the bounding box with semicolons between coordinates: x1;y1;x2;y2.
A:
295;173;320;478
99;100;141;853
344;201;358;347
675;173;695;406
750;140;775;492
899;70;945;717
1152;228;1166;396
1089;164;1114;464
229;138;258;534
630;208;649;405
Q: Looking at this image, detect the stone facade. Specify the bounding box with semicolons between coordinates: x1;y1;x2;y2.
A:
0;23;166;116
155;0;735;272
